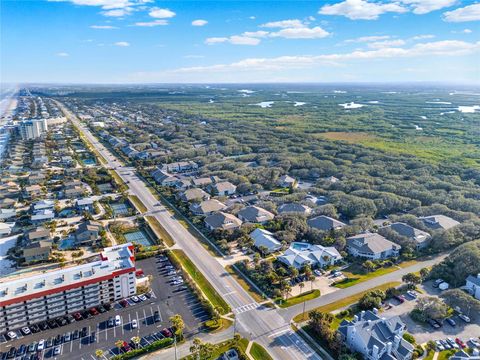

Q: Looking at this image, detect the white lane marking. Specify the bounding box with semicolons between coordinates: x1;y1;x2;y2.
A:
223;291;236;296
268;328;290;338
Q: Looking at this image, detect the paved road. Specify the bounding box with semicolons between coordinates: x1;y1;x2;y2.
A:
56;101;321;360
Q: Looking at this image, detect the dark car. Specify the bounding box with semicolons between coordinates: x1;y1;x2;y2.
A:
6;347;16;359
73;312;83;321
427;319;440;329
394;295;406;303
54;335;62;345
38;322;49;331
446;317;456;326
144;292;152;299
65;314;75;323
17;345;26;356
46;338;54;348
27;343;37;353
56;318;67;327
119;299;128;307
90;332;96;343
89;308;99;316
30;324;40;333
154;311;161;323
103;303;112;311
107;317;114;328
80;327;88;338
47;319;58;328
72;330;79;340
81;311;92;319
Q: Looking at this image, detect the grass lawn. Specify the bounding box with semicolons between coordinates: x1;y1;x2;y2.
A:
171;249;231;315
397;259;420;268
334;264;399;288
108;169;126;187
424;351;435;360
438;350;457;360
276;290;321;308
226;265;265;303
250;342;273;360
145;216;175;247
180;338;246;360
128;195;147;213
293;282;401;322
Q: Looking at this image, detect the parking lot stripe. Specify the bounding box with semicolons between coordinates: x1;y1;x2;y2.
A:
136;311;140;329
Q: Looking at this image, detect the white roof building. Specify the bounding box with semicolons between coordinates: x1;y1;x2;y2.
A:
250;228;282;253
278;242;342;269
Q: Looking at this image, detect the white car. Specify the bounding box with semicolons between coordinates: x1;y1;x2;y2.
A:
436;341;445;351
115;315;122;326
470;338;480;347
458;314;471;323
21;327;31;335
138;294;147;301
54;346;61;356
131;319;138;329
6;331;17;340
314;269;322;276
131;295;139;303
37;339;46;351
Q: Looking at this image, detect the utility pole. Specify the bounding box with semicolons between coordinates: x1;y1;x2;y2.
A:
174;334;178;360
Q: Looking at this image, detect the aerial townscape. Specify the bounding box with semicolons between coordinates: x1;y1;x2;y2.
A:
1;1;480;360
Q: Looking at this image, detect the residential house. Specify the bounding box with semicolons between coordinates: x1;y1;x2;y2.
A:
27;227;51;242
192;177;216;187
338;310;414;360
450;350;480;359
278;203;312;216
179;188;210;202
32;199;55;212
31;209;55;223
208;181;236;196
76;197;95;212
465;274;480;301
0;208;16;221
161;161;198;174
189;199;227;216
278;175;297;188
0;198;17;208
346;233;401;260
121;145;139;158
0;222;15;236
28;173;46;185
384;222;431;250
151;168;179;187
307;215;346;231
237;206;274;224
249;228;282;253
23;241;52;263
204;212;242;231
64;186;86;199
419;215;460;231
75;220;102;245
24;185;43;199
277;242;342;269
61;156;75;167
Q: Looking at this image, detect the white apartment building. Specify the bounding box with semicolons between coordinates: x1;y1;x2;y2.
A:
19;119;48;140
0;243;137;332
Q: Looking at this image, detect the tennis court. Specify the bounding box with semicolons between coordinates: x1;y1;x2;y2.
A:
111;202;131;216
124;230;154;246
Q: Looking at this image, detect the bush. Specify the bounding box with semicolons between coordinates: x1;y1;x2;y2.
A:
204;319;221;330
403;333;416;344
110;337;173;359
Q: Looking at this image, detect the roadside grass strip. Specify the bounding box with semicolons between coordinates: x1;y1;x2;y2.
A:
276;290;320;308
128;195;147;213
145;216;175;247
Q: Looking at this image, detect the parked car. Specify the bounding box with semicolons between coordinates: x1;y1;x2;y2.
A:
65;314;75;323
90;332;96;343
98;305;106;313
27;343;37;353
436;341;445;351
108;317;114;327
64;332;71;342
131;296;140;303
427;319;440;329
138;294;147;301
470;338;480;348
17;345;26;356
30;324;40;333
154;311;161;323
81;310;92;319
440;339;451;349
38;322;49;331
21;327;31;336
458;314;471;323
119;299;129;307
6;347;16;359
73;312;83;321
160;328;172;338
121;341;132;353
56;318;67;327
446;318;456;326
73;330;79;340
46;338;54;348
54;335;62;345
104;303;112;311
37;340;45;351
115;315;122;326
394;295;406;303
447;338;459;349
89;307;99;316
47;319;58;328
433;279;445;288
314;269;322;276
6;331;17;340
53;346;61;356
455;338;466;348
406;290;417;298
131;319;138;329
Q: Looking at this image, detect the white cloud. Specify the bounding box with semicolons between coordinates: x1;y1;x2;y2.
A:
90;25;118;29
192;19;208;26
368;39;406;48
56;52;69;57
249;16;256;20
242;31;269;38
319;0;407;20
102;7;132;16
173;40;480;74
443;4;480;22
133;19;168;26
270;26;330;39
398;0;456;14
50;0;151;10
346;35;391;43
411;34;435;40
463;29;472;33
114;41;130;46
149;8;175;19
205;35;260;46
260;19;305;28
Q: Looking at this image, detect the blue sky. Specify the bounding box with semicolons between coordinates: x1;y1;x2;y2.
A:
1;0;479;83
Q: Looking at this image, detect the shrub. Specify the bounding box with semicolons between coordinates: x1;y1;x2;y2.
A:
403;333;416;344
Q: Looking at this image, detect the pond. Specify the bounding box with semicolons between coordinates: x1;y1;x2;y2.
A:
82;158;96;166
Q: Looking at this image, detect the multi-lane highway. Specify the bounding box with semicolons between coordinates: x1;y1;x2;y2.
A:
56;100;447;360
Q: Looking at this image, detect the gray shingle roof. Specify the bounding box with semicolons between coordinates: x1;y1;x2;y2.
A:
307;215;346;231
347;233;401;255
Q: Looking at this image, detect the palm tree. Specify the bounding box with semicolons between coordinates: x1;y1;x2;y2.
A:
95;349;104;359
190;337;202;360
299;281;305;295
308;275;315;291
131;336;140;349
169;314;185;339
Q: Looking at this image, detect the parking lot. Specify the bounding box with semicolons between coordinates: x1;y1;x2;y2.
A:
0;255;210;360
382;282;480;345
